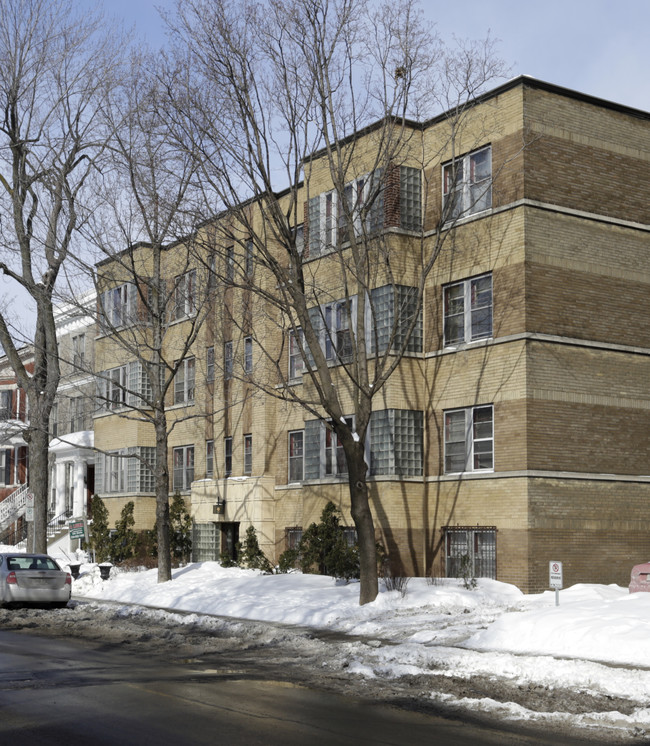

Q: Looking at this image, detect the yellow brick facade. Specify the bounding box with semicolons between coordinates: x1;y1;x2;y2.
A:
92;78;650;592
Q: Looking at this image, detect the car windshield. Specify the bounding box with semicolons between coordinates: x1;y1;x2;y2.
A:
6;556;60;571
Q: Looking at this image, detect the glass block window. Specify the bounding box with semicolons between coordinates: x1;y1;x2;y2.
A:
370;285;422;354
304;419;323;480
369;409;423;477
192;521;220;562
400;166;422;231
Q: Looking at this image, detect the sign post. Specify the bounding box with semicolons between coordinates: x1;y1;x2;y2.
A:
549;561;563;606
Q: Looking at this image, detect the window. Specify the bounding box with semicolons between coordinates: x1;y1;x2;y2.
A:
244;337;253;374
309;297;356;364
445;527;496;580
95;447;156;495
224;341;233;379
224;437;232;476
174;270;196;320
294;224;304;255
400;166;422;231
173;445;195;491
288;430;304;482
226;245;234;283
444;405;493;473
107;366;127;410
101;283;134;330
286;527;303;550
0;390;12;420
70;396;86;432
206;346;215;382
370;285;422;354
245;240;254;278
50;402;58;437
244;434;252;475
443;274;492;346
325;417;353;477
206;440;214;478
443;145;492;220
308;171;385;257
174;357;195;405
369;409;423;477
289;329;304;379
72;334;85;368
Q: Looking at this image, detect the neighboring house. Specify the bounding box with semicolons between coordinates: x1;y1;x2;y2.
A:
48;292;96;524
0;350;31;501
0;348;32;544
92;76;650;593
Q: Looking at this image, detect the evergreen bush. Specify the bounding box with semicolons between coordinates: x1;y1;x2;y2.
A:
111;501;138;563
88;494;111;563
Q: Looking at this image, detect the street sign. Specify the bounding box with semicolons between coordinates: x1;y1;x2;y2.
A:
549;561;563;589
25;506;34;522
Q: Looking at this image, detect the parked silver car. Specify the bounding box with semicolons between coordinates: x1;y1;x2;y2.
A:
0;553;71;608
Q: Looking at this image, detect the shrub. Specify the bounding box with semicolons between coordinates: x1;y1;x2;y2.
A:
88;495;111;563
111;501;138;563
239;525;273;572
297;502;359;581
169;492;192;565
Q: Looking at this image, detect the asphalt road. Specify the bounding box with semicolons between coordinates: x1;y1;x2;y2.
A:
0;627;604;746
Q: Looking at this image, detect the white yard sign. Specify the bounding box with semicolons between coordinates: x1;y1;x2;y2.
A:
549;560;563;606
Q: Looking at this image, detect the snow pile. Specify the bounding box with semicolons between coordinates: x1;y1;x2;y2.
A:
466;583;650;667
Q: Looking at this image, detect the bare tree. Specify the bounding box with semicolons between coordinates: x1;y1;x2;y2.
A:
0;0;122;551
168;0;506;603
86;53;208;582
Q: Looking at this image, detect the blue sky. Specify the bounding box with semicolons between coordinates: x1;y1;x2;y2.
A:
107;0;650;111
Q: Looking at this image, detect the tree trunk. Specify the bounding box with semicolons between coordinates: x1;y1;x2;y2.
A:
26;419;50;554
155;414;172;582
347;442;378;605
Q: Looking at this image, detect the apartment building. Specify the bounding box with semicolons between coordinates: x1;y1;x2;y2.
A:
93;76;650;593
48;293;96;523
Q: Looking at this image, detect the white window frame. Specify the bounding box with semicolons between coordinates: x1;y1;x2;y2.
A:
102;283;134;330
289;329;304;379
224;341;233;380
72;333;85;368
444;405;493;474
206;346;215;382
443;274;493;347
174;270;196;320
206;440;214;478
244;434;252;476
324;416;354;477
245;240;254;278
442;145;492;220
224;437;232;476
288;430;304;483
173;445;195;492
174;357;196;405
244;336;253;374
107;365;127;410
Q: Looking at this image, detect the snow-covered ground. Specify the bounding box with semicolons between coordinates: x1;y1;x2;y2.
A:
59;559;650;740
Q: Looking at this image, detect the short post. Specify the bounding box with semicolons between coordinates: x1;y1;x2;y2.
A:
549;560;563;606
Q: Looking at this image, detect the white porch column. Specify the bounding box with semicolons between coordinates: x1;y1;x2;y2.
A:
55;461;66;517
73;456;85;518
